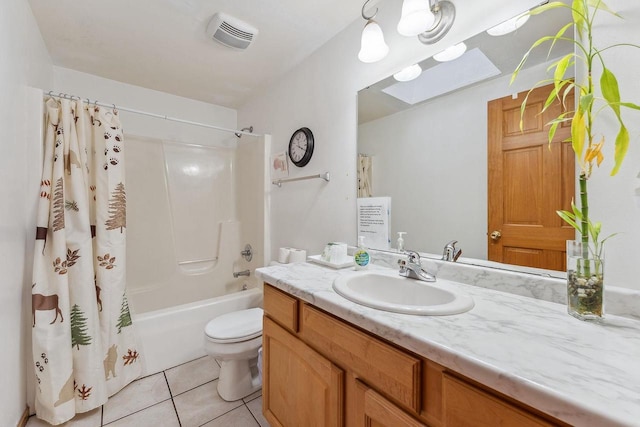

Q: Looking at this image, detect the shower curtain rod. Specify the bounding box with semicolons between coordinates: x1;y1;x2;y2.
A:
44;91;260;137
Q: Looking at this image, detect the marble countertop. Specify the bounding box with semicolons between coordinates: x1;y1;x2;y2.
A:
256;262;640;427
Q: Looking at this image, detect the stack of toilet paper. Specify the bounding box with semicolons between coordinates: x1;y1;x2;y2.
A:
277;247;307;263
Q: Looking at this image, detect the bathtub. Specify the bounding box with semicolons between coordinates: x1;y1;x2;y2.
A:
133;287;263;376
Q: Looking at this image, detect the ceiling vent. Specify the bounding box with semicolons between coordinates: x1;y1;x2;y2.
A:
206;13;258;50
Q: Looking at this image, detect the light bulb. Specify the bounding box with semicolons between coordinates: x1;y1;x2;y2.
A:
358;20;389;63
486;13;530;36
393;64;422;82
397;0;435;37
433;42;467;62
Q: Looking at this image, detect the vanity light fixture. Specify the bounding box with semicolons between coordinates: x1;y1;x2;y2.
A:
416;0;456;45
358;0;456;63
433;42;467;62
486;12;530;36
393;64;422;82
397;0;435;37
358;0;389;63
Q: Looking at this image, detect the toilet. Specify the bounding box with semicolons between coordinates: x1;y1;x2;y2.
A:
204;307;264;401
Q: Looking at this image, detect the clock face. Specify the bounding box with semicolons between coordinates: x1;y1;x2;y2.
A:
290;131;308;162
288;127;314;167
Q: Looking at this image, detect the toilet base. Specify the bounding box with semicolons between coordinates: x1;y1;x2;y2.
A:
217;356;262;401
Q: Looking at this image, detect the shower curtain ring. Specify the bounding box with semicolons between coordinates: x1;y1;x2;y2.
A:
48;90;53;97
112;103;118;114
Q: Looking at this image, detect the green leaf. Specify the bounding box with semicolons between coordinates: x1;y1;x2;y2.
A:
543;85;560;111
578;92;594;114
571;105;586;167
554;55;574;95
589;221;601;244
587;0;622;17
557;210;581;232
611;125;629;176
547;113;572;143
601;67;621;119
571;200;583;222
620;101;640;111
572;0;587;39
512;37;560;84
562;82;576;108
548;23;575;57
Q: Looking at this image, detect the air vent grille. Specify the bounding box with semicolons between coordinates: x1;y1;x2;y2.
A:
206;13;258;51
220;21;254;41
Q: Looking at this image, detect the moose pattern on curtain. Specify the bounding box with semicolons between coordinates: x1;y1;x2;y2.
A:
32;98;141;425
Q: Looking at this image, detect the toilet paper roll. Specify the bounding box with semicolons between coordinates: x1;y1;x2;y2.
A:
278;247;291;264
288;249;307;263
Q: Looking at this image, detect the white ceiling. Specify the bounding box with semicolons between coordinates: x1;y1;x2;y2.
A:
28;0;371;109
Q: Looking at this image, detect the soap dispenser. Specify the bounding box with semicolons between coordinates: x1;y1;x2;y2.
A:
354;236;370;270
397;232;406;252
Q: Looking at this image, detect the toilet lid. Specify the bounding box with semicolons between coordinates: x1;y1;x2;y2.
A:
205;308;263;343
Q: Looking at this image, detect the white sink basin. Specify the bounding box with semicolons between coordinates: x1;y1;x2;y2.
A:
333;270;474;315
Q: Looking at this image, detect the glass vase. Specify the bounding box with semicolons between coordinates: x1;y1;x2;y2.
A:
566;241;604;321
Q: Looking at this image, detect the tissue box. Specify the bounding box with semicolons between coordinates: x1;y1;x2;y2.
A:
322;242;348;263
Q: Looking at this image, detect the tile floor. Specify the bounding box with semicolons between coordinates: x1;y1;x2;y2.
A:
26;356;270;427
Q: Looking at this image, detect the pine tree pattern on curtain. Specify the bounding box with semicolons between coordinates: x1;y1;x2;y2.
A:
32;98;141;425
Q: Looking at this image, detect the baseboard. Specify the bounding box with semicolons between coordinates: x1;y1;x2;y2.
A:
17;406;29;427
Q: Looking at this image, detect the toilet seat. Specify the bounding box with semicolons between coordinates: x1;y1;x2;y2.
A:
205;307;263;343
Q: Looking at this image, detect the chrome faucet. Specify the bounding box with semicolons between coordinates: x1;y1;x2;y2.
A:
398;250;436;282
442;240;462;262
233;269;251;278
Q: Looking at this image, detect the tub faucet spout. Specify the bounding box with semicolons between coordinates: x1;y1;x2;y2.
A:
233;269;251;278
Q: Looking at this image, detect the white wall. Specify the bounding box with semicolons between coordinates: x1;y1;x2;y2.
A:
359;61;558;260
0;0;53;425
238;0;542;258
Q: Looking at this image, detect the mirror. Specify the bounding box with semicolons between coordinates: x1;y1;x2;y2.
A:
357;7;573;273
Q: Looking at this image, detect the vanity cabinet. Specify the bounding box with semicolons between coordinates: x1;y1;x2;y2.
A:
263;284;565;427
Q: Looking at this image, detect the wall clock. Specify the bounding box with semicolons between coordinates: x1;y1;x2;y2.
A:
288;127;314;167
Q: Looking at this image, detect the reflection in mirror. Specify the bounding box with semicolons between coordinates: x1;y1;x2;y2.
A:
357;6;574;273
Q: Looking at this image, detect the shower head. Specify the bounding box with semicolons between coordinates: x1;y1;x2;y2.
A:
235;126;254;138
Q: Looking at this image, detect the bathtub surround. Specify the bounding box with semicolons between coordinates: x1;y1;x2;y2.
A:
31;98;142;424
257;261;640;426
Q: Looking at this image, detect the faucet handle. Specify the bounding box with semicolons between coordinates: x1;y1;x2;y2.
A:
405;250;421;264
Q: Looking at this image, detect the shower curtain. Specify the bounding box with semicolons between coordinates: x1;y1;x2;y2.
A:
358;154;373;198
31;98;141;425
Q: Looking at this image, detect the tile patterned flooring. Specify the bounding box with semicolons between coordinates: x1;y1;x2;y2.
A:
26;356;269;427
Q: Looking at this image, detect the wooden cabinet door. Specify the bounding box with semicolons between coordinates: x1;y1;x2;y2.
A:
487;83;575;270
443;374;555;427
263;316;344;427
353;380;426;427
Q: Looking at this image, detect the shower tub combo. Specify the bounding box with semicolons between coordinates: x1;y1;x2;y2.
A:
125;133;268;375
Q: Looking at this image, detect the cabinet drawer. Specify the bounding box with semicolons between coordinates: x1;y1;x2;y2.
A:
264;284;298;333
443;374;556;427
300;304;421;413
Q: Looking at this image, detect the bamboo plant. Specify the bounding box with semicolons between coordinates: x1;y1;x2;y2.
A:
512;0;640;264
